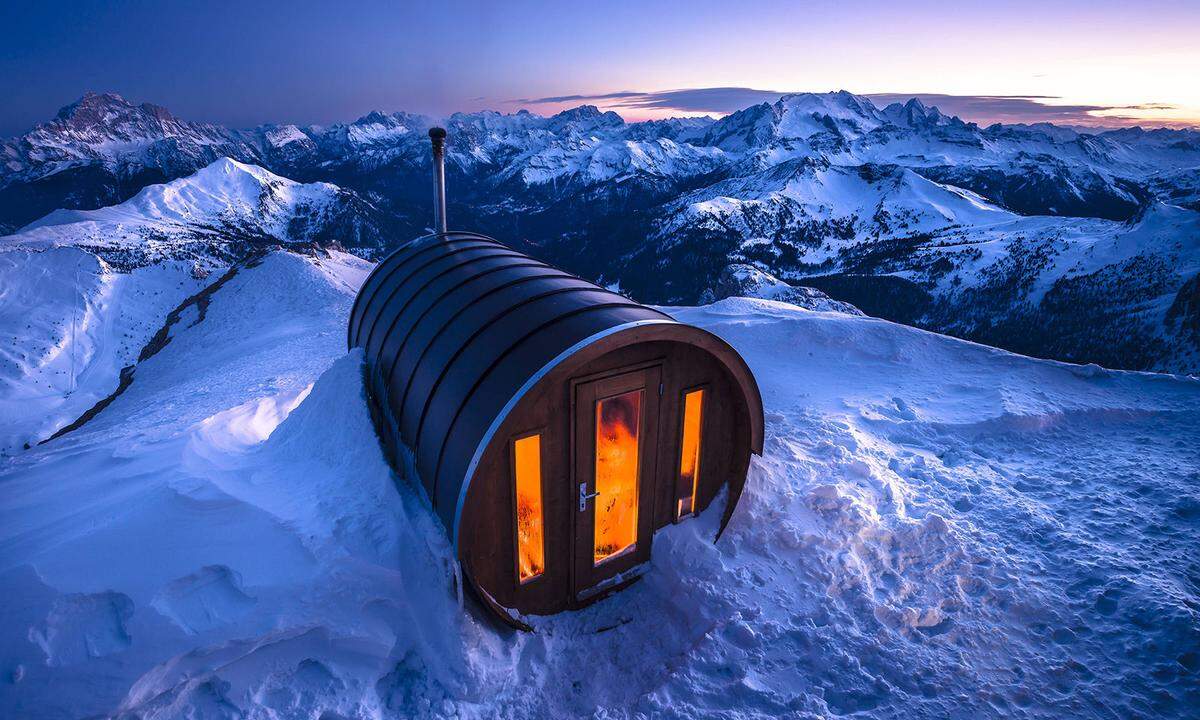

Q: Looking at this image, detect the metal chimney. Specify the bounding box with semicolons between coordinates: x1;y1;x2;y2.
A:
429;127;448;234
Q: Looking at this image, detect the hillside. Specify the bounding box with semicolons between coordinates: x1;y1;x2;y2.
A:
0;248;1197;718
1;158;400;269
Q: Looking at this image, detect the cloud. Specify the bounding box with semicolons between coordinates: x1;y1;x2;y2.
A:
514;91;646;104
517;87;790;115
515;87;1186;128
865;93;1180;127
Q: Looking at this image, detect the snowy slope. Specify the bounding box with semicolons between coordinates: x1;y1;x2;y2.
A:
659;159;1013;262
1;251;1197;719
636;176;1200;373
0;248;205;454
0;158;395;267
21;158;337;235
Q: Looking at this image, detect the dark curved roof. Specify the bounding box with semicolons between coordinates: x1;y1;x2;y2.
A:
347;231;677;535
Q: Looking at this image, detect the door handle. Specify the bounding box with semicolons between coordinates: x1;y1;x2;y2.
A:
579;482;599;512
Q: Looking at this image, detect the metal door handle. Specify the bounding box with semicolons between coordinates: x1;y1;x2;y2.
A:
579;483;600;512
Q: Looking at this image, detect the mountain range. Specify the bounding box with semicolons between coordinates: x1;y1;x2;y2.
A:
2;91;1198;373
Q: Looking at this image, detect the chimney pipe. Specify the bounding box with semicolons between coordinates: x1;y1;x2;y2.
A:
429;127;447;235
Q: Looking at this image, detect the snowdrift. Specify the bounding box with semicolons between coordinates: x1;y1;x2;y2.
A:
1;250;1198;719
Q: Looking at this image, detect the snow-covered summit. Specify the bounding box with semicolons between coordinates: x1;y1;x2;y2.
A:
23;158;330;230
2;92;257;178
545;104;625;133
772;90;888;138
1;158;392;266
880;97;956;129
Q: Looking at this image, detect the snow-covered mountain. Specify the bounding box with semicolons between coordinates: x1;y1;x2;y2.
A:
629;163;1200;373
1;249;1196;718
3;91;1199;372
1;158;399;267
0;93;261;234
6;91;1197;233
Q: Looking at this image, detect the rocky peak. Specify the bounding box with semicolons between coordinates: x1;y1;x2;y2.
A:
27;91;234;149
881;97;955;129
352;111;396;127
547;105;624;131
53;91;137;121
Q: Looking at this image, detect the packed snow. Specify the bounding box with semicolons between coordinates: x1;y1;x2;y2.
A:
1;248;1197;719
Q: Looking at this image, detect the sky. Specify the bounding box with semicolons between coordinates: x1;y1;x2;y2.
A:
1;0;1198;136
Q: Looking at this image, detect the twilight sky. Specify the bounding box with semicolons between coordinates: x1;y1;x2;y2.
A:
2;0;1198;136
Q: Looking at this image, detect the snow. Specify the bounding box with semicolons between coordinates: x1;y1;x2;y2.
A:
667;161;1016;267
923;200;1200;303
263;125;311;148
1;159;345;263
0;247;206;453
716;264;864;314
775;91;886;139
16;158;336;237
2;250;1197;718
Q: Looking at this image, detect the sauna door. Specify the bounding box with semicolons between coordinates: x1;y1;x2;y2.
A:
572;365;661;598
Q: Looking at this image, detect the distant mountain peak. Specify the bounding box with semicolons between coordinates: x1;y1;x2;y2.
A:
777;91;880;117
353;110;398;126
879;97;957;129
50;91;183;128
554;104;603;118
57;91;133;115
548;104;624;130
51;91;155;128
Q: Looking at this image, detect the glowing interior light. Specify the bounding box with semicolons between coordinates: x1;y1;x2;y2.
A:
513;434;545;582
677;388;705;519
593;389;642;564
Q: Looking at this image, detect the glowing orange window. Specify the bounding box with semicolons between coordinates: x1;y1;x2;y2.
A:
513;434;545;582
594;389;643;564
676;388;705;519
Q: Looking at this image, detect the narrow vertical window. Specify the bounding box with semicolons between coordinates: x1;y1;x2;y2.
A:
676;388;705;519
594;389;643;564
513;434;545;582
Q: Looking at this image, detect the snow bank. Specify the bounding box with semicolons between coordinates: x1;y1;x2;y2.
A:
1;257;1197;718
0;250;505;719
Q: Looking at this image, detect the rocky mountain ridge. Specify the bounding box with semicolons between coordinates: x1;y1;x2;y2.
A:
3;91;1198;373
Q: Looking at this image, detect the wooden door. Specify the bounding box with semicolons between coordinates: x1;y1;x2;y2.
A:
572;365;661;599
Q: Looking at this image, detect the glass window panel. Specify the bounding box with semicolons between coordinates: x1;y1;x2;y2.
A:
593;389;643;564
514;434;545;582
676;389;705;519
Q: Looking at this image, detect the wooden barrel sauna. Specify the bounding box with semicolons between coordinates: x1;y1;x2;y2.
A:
346;131;763;627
